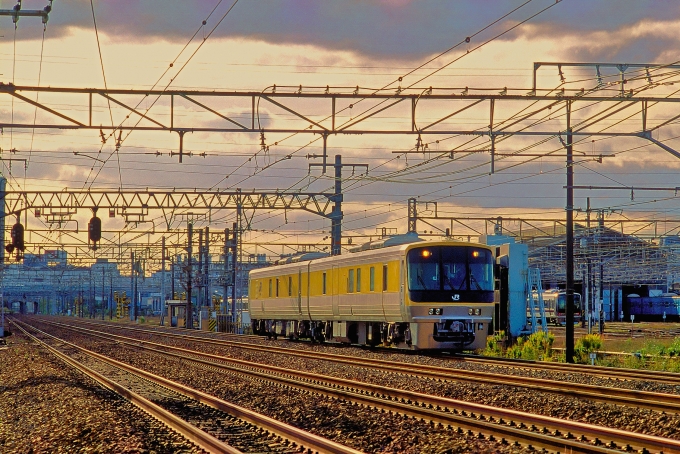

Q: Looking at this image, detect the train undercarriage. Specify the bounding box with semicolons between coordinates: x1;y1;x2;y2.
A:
251;318;479;350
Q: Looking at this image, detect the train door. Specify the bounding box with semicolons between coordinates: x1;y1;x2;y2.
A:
400;259;408;320
332;265;339;317
297;269;302;316
380;263;389;321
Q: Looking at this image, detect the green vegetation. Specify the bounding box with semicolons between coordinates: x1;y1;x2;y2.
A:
596;337;680;372
483;331;506;357
483;330;555;361
484;329;680;371
573;333;602;364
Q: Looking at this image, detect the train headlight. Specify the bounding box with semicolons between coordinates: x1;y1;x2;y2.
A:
468;308;474;315
475;308;482;316
429;308;442;315
469;308;482;316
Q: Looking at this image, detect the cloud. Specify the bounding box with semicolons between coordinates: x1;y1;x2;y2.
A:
514;17;680;63
7;0;677;60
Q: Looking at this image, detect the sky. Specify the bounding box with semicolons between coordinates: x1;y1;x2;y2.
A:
2;0;680;262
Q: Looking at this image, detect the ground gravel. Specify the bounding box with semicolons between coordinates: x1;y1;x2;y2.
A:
24;319;534;453
0;329;206;454
22;317;680;451
61;319;680;441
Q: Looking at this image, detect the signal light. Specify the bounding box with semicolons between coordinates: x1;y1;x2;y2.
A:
11;222;25;251
88;215;102;250
6;221;25;259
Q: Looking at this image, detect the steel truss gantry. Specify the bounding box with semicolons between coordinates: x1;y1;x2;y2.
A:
0;188;338;266
3;189;335;217
406;199;680;286
3;74;680;167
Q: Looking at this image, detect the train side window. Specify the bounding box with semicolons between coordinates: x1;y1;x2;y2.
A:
322;272;327;295
370;267;375;291
382;264;388;291
348;269;355;293
288;276;292;296
276;278;280;297
268;279;272;297
356;268;361;292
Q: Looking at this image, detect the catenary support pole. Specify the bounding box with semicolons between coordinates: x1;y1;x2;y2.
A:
186;222;193;329
204;227;210;310
231;222;237;330
331;155;342;256
566;100;575;363
161;236;166;326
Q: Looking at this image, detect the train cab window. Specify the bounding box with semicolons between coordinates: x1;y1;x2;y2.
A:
369;267;375;291
276;278;280;297
382;265;388;291
407;246;494;294
268;279;272;297
322;272;327;294
356;268;361;292
288;276;292;296
348;269;355;293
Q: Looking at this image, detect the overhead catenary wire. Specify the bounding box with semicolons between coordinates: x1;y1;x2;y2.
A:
81;0;237;189
209;0;563;213
89;0;120;187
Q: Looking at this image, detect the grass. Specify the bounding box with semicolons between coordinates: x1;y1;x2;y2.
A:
485;323;680;371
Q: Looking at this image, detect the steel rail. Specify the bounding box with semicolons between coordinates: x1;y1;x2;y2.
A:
452;353;680;385
38;318;680;454
61;318;680;413
14;319;364;454
9;319;240;454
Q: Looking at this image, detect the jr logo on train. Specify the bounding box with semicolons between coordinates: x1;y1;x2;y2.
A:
248;240;495;350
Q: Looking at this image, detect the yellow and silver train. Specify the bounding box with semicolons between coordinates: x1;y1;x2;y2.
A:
248;239;495;350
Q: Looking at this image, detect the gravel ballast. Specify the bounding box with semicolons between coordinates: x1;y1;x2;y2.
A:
0;331;205;454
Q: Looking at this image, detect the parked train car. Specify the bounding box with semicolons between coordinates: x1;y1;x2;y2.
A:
625;293;680;322
249;239;495;350
541;290;582;325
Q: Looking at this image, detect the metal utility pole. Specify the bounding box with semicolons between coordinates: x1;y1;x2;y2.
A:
584;198;591;330
161;236;166;325
310;154;368;256
230;222;237;330
109;273;113;321
223;227;229;316
598;211;605;333
88;267;97;318
197;229;203;309
133;261;139;321
565;100;575;363
332;155;342;256
171;259;175;300
130;252;135;321
101;267;105;320
186;222;193;329
204;227;210;309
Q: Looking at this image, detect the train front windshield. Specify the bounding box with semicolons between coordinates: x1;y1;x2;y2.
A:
407;246;494;302
557;293;582;314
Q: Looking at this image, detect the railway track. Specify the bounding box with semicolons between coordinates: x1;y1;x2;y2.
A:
28;317;680;454
11;318;362;454
58;317;680;387
49;317;680;412
448;353;680;385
